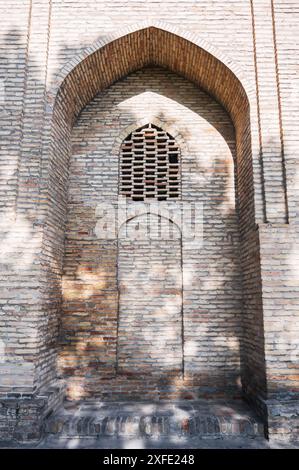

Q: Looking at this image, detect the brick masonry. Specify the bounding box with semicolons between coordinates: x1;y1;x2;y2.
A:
0;0;298;443
43;400;265;440
58;67;242;401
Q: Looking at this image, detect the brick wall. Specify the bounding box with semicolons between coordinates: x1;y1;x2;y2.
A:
117;216;183;397
0;0;298;441
58;67;242;400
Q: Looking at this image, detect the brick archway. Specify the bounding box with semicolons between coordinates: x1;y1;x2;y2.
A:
45;23;258;229
38;23;267;419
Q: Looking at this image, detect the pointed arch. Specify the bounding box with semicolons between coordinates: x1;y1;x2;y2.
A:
37;23;267;409
47;21;253;126
118;122;181;201
112;117;188;157
43;23;258;242
118;211;182;238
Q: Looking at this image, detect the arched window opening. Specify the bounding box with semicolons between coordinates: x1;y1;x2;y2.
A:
119;123;181;201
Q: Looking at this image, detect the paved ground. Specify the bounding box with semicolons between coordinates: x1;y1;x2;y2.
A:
43;399;265;439
39;435;299;449
0;436;298;449
1;400;298;449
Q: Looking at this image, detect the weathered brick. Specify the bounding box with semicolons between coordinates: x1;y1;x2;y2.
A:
0;0;298;444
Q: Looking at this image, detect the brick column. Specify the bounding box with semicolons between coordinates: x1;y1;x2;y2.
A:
257;223;299;441
250;1;298;441
251;0;288;223
4;0;52;392
0;0;64;442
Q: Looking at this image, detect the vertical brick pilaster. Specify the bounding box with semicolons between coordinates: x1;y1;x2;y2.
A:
251;0;288;223
0;1;31;217
0;0;53;394
16;0;52;217
259;223;299;398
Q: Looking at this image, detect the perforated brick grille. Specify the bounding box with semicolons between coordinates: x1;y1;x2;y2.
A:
119;123;181;201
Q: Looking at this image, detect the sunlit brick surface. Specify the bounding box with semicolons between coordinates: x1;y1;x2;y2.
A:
58;68;242;400
0;0;298;443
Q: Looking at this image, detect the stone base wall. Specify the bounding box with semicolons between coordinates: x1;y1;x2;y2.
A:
266;400;299;442
0;381;65;442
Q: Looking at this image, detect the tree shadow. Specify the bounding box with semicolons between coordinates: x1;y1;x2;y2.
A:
59;65;243;403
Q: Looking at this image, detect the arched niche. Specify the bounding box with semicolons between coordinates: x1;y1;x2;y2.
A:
117;212;183;380
37;23;266;406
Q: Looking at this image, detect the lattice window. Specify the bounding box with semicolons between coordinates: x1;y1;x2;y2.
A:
119;123;181;201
